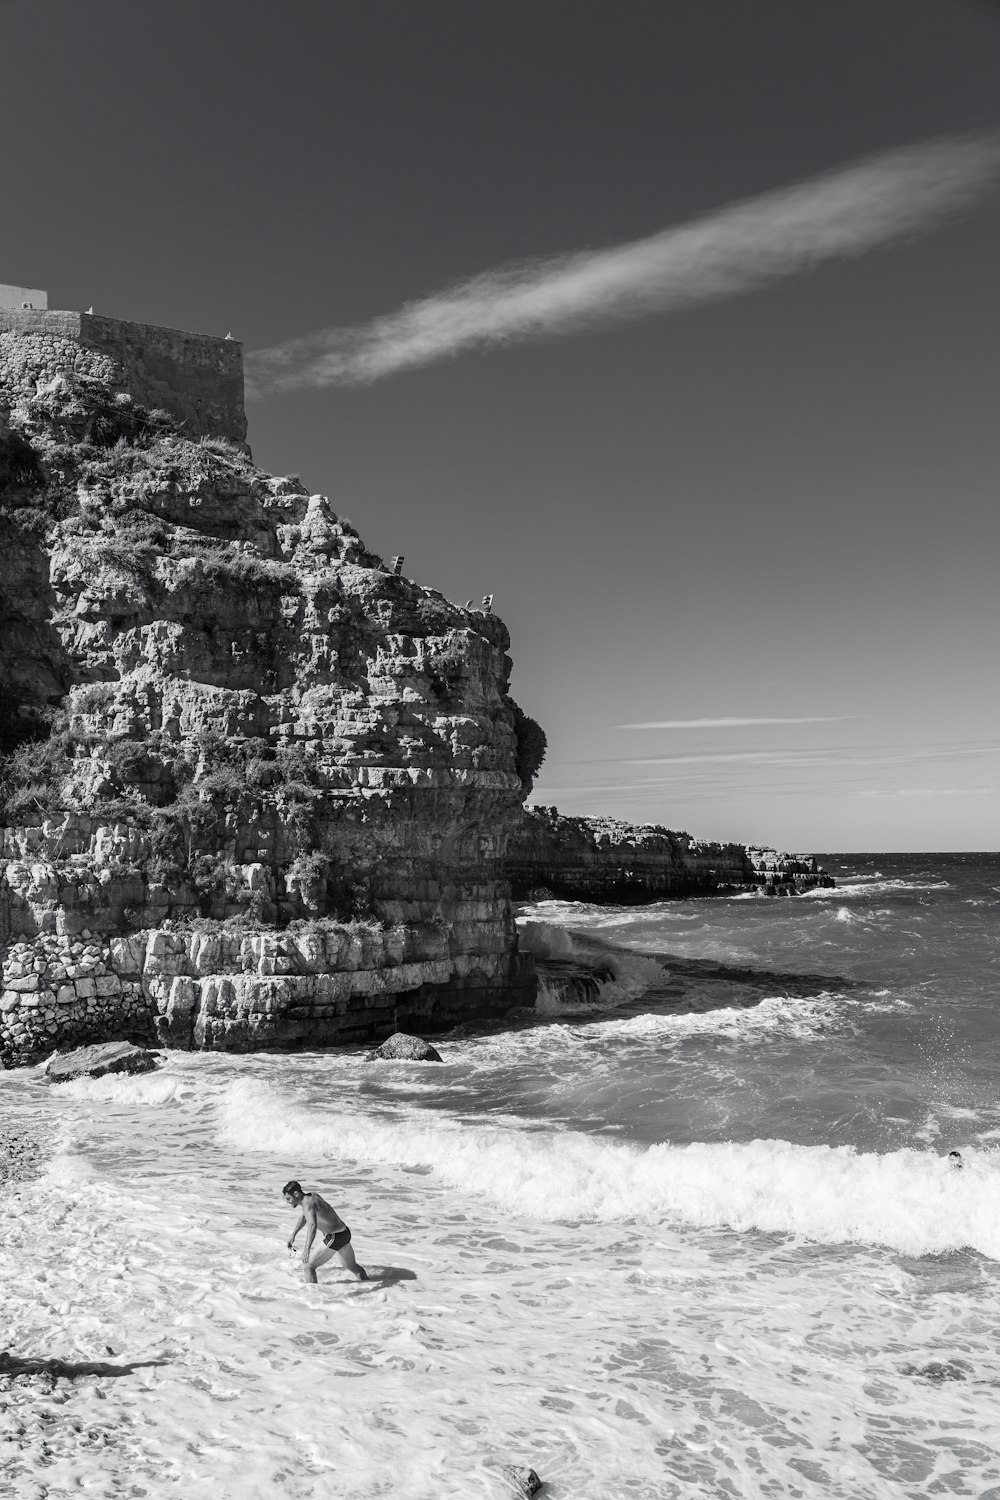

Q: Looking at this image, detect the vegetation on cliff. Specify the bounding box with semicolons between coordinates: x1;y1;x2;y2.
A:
510;701;547;792
0;327;536;1062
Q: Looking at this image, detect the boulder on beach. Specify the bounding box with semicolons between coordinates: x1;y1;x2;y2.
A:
45;1041;160;1084
365;1032;443;1063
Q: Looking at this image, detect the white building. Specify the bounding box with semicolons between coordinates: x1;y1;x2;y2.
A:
0;284;49;311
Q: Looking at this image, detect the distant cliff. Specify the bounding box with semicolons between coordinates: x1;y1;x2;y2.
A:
507;808;833;903
0;316;535;1066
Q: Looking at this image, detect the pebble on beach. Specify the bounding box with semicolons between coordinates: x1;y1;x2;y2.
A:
0;1122;46;1188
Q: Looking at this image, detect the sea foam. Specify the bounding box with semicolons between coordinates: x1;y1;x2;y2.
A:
217;1081;1000;1257
521;920;667;1013
444;992;857;1079
802;877;951;899
60;1071;189;1105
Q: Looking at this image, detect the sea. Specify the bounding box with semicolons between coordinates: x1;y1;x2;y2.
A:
2;852;999;1500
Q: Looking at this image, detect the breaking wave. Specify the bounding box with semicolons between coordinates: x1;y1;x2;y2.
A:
217;1081;1000;1256
520;920;667;1013
570;990;850;1044
445;992;860;1076
59;1071;189;1105
802;878;951;899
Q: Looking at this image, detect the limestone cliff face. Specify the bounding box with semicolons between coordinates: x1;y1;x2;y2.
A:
0;325;534;1066
744;846;834;894
508;808;833;902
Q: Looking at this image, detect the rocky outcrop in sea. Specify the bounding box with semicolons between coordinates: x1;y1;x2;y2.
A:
0;313;539;1066
508;808;833;903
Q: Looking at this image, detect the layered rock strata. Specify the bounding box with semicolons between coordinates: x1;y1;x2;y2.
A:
745;846;834;895
508;808;832;903
0;320;535;1066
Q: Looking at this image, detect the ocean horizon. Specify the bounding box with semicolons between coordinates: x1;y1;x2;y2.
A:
3;850;999;1498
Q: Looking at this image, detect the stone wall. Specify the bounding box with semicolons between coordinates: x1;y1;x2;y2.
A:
0;308;245;443
0;923;534;1065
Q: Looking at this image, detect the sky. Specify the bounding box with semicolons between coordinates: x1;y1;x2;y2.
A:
2;0;999;852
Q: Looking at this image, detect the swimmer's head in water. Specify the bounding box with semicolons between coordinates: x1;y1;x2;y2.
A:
283;1180;304;1201
948;1151;963;1169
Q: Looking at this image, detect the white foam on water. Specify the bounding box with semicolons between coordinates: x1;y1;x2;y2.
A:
915;1102;1000;1149
518;917;581;959
4;857;996;1497
803;878;951;899
536;954;669;1015
520;908;777;969
3;1058;999;1499
520;919;669;1014
216;1081;1000;1258
573;990;850;1044
37;1142;99;1186
59;1070;191;1105
520;900;698;929
449;992;861;1078
535;974;572;1012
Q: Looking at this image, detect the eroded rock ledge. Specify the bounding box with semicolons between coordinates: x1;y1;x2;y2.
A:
0;315;537;1066
508;808;833;904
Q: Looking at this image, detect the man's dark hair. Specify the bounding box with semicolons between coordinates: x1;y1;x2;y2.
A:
283;1180;302;1196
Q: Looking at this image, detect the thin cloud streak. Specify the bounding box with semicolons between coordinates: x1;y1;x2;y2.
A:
629;750;837;767
857;786;996;799
533;739;1000;801
556;736;1000;769
627;742;1000;770
618;716;851;730
246;134;1000;396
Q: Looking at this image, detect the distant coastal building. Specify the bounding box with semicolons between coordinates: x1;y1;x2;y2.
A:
0;283;48;311
0;285;245;443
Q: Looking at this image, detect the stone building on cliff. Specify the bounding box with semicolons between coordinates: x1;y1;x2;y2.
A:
0;296;537;1066
0;290;246;444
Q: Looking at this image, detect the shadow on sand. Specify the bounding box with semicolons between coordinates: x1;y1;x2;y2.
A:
356;1266;417;1289
0;1351;169;1380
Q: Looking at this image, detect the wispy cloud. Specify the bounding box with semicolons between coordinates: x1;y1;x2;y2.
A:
628;750;838;767
856;786;997;799
532;739;1000;802
617;716;850;730
246;134;1000;396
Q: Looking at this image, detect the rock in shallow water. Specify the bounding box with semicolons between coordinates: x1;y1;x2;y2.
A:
365;1032;443;1062
45;1041;160;1084
498;1466;543;1496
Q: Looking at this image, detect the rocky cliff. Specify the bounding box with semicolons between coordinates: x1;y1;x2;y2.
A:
508;808;833;903
0;320;535;1067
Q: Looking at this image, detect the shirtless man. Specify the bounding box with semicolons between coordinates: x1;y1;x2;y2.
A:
282;1181;368;1284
